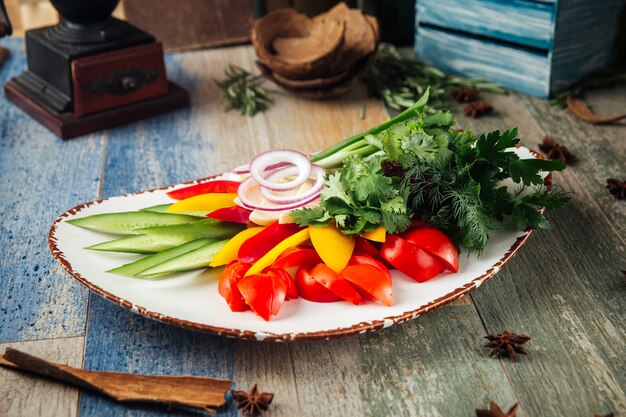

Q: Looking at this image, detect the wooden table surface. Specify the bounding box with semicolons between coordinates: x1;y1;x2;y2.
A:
0;38;624;417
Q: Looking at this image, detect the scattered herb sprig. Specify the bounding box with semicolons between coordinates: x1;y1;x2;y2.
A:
296;90;568;253
551;72;626;108
365;44;505;110
215;65;273;117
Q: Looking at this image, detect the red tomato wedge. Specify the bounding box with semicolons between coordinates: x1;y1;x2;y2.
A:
218;261;250;312
268;267;298;300
354;237;385;262
295;266;342;303
339;264;393;306
403;227;459;272
237;273;287;321
238;222;303;264
348;255;391;282
207;206;252;224
310;263;362;305
167;180;241;200
273;247;322;268
381;234;444;283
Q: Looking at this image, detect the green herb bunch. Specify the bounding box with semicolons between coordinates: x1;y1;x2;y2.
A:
298;90;569;253
215;65;272;117
292;155;411;235
365;44;505;110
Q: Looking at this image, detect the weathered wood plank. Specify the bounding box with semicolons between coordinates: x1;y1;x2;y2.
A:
0;337;84;417
0;38;101;343
517;87;626;238
356;305;520;417
456;92;626;416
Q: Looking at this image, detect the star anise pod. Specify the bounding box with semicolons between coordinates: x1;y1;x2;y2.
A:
476;400;519;417
232;384;274;416
464;101;493;118
606;178;626;200
538;135;576;163
484;331;531;360
451;87;481;103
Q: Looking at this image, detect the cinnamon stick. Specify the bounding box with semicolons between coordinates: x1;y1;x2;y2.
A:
0;46;9;70
0;348;232;413
566;96;626;124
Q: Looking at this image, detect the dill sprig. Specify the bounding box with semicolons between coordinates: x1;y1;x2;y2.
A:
215;65;273;117
365;44;505;110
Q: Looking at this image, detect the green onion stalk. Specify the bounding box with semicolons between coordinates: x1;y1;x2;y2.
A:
310;90;430;169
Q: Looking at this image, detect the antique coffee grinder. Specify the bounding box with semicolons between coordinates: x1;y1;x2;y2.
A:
0;0;189;139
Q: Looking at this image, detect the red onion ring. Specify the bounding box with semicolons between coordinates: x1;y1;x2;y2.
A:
249;150;311;191
260;165;325;204
237;176;321;212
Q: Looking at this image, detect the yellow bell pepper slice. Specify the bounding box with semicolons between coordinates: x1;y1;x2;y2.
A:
167;193;237;213
210;226;265;267
362;226;386;243
245;229;310;276
309;223;355;273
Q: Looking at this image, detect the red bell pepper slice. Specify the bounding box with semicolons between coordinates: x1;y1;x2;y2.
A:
354;237;389;266
381;234;444;283
295;266;342;303
310;263;362;305
268;267;298;300
339;264;393;306
238;222;303;264
273;246;322;268
348;255;391;282
403;227;459;272
207;206;252;224
167;180;241;200
237;272;287;321
218;261;250;312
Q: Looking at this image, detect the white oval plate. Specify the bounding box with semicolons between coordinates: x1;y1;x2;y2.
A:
49;147;542;341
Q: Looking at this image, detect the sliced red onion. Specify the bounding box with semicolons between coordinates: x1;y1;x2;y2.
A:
249;150;311;191
237;176;321;212
232;164;250;174
260;165;325;204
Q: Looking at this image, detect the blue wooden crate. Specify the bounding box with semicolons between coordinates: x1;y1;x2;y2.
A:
415;0;625;97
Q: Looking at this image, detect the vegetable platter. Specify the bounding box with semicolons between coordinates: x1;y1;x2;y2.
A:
49;90;567;341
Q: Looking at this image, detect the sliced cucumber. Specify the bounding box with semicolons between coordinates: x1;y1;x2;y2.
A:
86;234;206;254
137;240;228;277
107;239;213;278
140;204;212;217
68;211;199;234
134;219;243;240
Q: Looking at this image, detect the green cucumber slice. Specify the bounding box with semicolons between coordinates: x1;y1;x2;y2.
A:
140;204;213;217
137;240;228;277
107;239;213;277
68;211;199;234
86;234;206;254
134;219;243;240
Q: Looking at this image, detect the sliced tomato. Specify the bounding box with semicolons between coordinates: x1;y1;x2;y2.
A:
354;237;389;266
339;264;393;306
295;266;342;303
268;267;298;300
238;222;303;264
310;263;362;305
381;234;444;283
167;180;241;200
348;255;391;282
403;227;459;272
237;273;287;321
218;261;250;312
273;246;321;268
207;206;252;224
